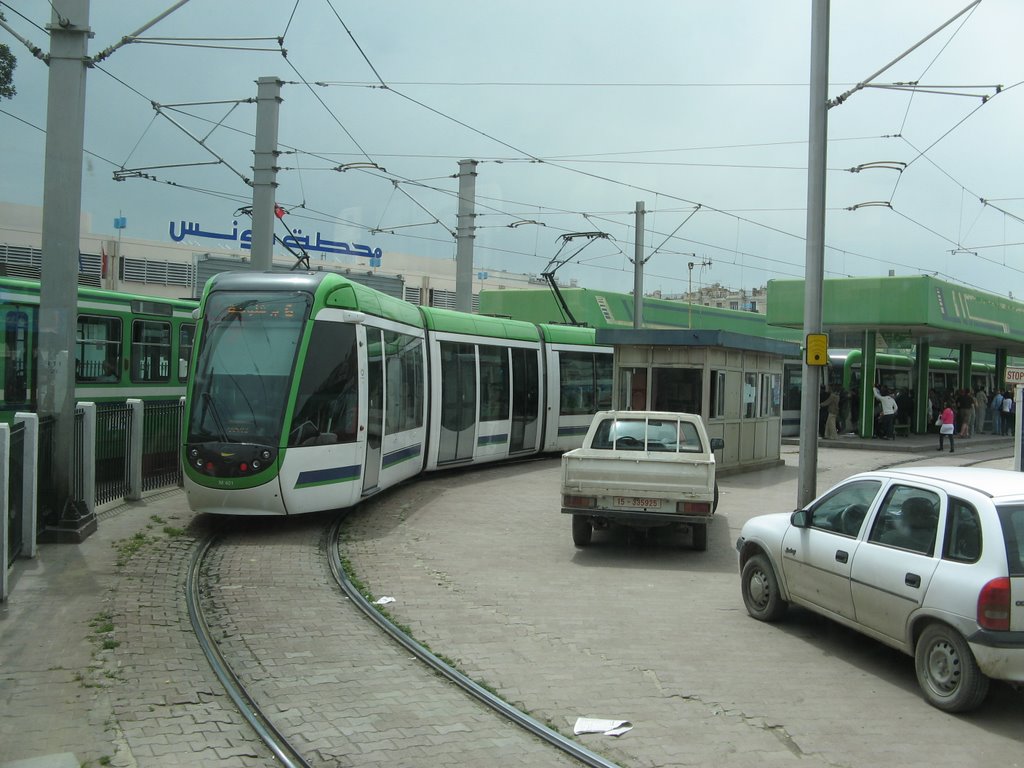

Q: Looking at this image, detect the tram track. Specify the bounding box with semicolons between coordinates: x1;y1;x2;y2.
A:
187;532;312;768
186;514;619;767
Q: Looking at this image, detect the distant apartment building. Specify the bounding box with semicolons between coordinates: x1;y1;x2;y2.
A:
651;282;768;314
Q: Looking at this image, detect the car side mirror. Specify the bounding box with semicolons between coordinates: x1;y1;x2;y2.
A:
710;437;724;451
790;509;809;528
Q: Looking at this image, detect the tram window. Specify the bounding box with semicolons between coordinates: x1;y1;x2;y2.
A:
619;367;648;410
651;367;701;414
76;315;122;382
595;354;613;409
130;320;171;382
178;323;195;381
479;345;510;421
289;322;359;446
560;351;605;415
710;370;727;419
743;372;758;418
782;364;802;411
4;310;30;402
760;373;781;417
384;330;424;434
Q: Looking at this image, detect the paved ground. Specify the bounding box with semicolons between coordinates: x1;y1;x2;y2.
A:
1;434;1021;767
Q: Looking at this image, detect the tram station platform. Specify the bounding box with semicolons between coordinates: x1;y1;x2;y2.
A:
784;428;1016;455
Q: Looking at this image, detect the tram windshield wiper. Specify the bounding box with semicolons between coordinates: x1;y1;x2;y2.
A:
202;391;231;444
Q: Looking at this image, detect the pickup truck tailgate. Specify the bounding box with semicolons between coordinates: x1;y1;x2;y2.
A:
562;450;714;499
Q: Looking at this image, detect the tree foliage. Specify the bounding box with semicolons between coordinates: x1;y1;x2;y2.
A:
0;11;16;100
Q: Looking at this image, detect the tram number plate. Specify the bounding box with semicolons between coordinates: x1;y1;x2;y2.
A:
614;496;662;508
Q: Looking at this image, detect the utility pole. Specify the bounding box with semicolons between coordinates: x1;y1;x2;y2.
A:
798;0;830;508
454;159;478;313
632;201;645;328
250;76;282;271
38;0;95;540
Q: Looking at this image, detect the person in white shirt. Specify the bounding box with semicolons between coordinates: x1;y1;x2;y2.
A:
873;386;898;440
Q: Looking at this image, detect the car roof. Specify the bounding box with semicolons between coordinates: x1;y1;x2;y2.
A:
863;466;1024;502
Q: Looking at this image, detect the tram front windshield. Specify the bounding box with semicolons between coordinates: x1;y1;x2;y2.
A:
187;290;310;446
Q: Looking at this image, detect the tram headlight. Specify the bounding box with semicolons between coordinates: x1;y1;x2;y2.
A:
260;449;271;461
252;459;261;470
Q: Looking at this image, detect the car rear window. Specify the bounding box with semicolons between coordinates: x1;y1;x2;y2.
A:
590;418;704;453
996;504;1024;577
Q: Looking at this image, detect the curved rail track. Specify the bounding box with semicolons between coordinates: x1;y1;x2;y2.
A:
186;517;622;768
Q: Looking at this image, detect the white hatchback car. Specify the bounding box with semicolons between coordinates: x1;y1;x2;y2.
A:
736;466;1024;712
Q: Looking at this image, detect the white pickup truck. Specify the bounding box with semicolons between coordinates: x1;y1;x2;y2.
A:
561;410;723;550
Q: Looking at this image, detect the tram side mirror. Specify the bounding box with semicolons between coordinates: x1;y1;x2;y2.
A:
710;437;725;451
790;509;809;528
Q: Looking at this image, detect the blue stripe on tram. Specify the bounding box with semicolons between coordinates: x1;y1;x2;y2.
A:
294;464;361;489
383;444;422;468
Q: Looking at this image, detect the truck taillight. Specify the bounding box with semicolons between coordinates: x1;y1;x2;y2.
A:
977;577;1011;631
677;501;711;515
563;495;596;509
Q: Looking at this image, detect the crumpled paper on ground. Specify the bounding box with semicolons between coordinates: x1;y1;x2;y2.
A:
573;717;633;737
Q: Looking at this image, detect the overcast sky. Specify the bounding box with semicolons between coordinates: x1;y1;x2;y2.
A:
2;1;1023;298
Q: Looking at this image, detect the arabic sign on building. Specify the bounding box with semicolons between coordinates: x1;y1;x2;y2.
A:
168;219;383;263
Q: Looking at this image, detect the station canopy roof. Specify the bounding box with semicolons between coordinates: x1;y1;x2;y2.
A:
767;276;1024;357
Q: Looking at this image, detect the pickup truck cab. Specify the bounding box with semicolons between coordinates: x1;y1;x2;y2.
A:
561;410;724;550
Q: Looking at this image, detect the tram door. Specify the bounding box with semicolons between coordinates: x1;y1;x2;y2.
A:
362;329;384;493
510;347;539;453
438;342;477;464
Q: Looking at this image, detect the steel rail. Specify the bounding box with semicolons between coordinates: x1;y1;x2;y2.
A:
327;516;623;768
186;533;313;768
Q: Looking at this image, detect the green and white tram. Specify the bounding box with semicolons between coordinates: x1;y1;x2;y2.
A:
182;271;613;516
0;276;196;422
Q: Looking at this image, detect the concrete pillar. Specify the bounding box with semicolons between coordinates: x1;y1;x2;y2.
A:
14;413;39;558
859;331;878;439
914;341;930;434
127;399;144;500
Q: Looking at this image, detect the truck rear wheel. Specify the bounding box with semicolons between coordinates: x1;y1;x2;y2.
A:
572;515;592;547
692;524;708;551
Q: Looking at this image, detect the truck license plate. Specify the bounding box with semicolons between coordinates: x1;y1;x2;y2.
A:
614;496;662;508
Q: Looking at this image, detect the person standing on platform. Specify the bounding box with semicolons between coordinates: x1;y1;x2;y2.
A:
974;387;988;435
958;388;975;438
1001;390;1014;436
821;386;840;439
991;389;1004;435
873;386;898;440
938;401;956;452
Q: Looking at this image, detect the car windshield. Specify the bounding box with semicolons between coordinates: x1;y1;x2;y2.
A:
187;290;311;446
996;504;1024;576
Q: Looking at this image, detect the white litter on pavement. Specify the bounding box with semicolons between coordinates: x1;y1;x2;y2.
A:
373;596;396;605
573;717;633;737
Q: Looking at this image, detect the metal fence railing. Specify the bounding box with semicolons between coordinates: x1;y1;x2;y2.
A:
7;422;24;564
36;416;56;530
96;403;133;506
142;400;184;491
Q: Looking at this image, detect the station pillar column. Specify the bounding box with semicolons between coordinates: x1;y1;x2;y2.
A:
858;330;877;439
914;340;930;434
959;343;973;390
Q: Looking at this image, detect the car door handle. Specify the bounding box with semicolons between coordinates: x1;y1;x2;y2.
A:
835;550;849;563
905;573;921;588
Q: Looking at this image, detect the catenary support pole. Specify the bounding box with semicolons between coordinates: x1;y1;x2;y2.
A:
38;0;96;539
633;201;645;328
250;76;282;271
798;0;830;508
455;159;478;313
